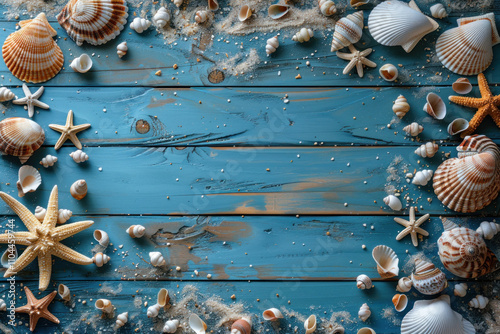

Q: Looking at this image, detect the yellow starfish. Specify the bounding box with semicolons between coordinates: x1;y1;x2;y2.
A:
449;73;500;137
394;206;429;247
0;185;93;291
49;110;90;150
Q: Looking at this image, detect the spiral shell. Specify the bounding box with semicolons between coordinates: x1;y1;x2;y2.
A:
319;0;336;16
415;142;438;158
231;317;252;334
116;312;128;328
58;284;71;301
70;179;88;200
469;295;489;309
40;155;57;168
454;283;468;297
130;17;151;33
0;87;15;102
392;95;410;119
411;259;447;295
195;11;209;24
117;41;128;58
95;299;113;313
0;299;6;311
447;118;470;136
292;28;314;43
412;170;433;186
263;308;283;321
403;122;423;136
208;0;219;11
372;245;399;278
58;209;73;224
150;251;166;267
430;3;447;19
153;7;170;28
266;36;279;56
392;294;408;312
0;118;45;164
358;303;371;321
396;277;412;292
35;206;46;221
268;4;290;20
476;221;500;240
452;78;472;95
238;5;252;22
433;135;500;213
70;54;92;73
173;0;183;7
93;252;110;267
70;150;89;163
331;11;364;52
147;303;161;318
126;225;146;238
303;315;316;334
17;165;42;197
383;195;402;211
379;64;398;82
356;274;372;289
163;319;180;333
94;229;109;247
423;93;446;120
189;314;207;334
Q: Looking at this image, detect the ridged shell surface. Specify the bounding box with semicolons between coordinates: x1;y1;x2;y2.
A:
0;118;45;163
410;259;447;295
372;245;399;278
57;0;129;46
330;11;363;52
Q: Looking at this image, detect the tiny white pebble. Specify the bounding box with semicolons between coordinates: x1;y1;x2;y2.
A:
344;203;348;207
362;245;366;249
98;167;103;171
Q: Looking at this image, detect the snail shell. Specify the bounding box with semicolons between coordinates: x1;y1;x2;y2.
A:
149;251;166;267
0;87;15;102
423;93;446;120
147;303;161;318
117;41;128;58
238;5;252;22
358;303;371;321
383;195;402;211
319;0;336;16
266;36;279;55
0;117;45;164
411;259;447;295
392;95;410;119
95;299;113;313
268;4;290;20
0;299;6;311
392;294;408;312
116;311;128;328
476;221;500;240
58;284;71;301
415;142;438;158
93;252;110;267
412;170;433;186
372;245;399;278
263;308;283;321
331;11;364;52
396;277;413;292
469;295;489;309
356;274;372;289
163;319;180;333
304;315;316;334
454;283;468;297
292;28;314;43
153;7;170;28
452;78;472;95
403;122;423;136
447;118;470;136
93;229;109;247
130;17;151;33
189;314;207;334
126;225;146;238
70;179;88;200
70;149;89;163
231;317;252;334
195;11;209;24
70;53;92;73
173;0;183;7
58;208;73;224
34;206;46;221
40;155;57;168
430;3;447;19
379;64;398;82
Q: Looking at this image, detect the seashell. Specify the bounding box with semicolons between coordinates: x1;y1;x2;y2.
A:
415;142;438;158
372;245;399;278
117;41;128;58
195;11;209;24
392;294;408;312
412;170;434;186
304;315;316;334
476;221;500;240
319;0;336;16
368;0;438;53
469;295;488;309
1;246;17;268
330;11;364;52
231;317;252;334
157;288;170;307
57;0;128;46
147;303;161;318
357;328;376;334
93;252;110;267
396;277;412;292
40;155;57;168
401;295;474;334
435;13;500;75
126;225;146;238
454;283;468;297
433;135;500;213
403;122;423;136
17;165;41;197
351;0;369;7
58;284;71;301
0;117;45;164
266;36;279;56
379;64;398;82
153;7;170;28
423;93;446;120
438;217;498;278
263;308;284;321
0;299;5;311
3;13;64;83
94;230;110;247
208;0;219;11
58;209;73;224
392;95;410;119
0;87;15;102
173;0;183;7
411;259;447;295
116;311;128;328
238;5;252;22
150;251;166;267
70;54;92;73
356;274;372;289
130;17;151;33
452;78;472;95
35;206;46;221
430;3;447;19
358;304;371;322
163;319;180;333
70;150;89;163
383;195;402;211
292;28;314;43
70;179;88;200
447;118;470;136
268;4;290;20
95;299;113;313
189;314;207;334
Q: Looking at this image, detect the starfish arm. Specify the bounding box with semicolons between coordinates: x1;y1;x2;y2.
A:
42;186;59;229
396;228;411;241
0;232;35;246
24;286;37;304
54;220;94;241
66;110;74;126
33;100;50;109
14;305;31;313
361;58;377;68
490;105;500;127
38;252;52;291
394;218;410;228
32;86;45;99
39;291;57;308
410;232;418;247
27;103;35;118
409;207;415;221
478;73;492;97
342;59;357;75
53;133;68;150
52;243;93;265
359;48;372;57
449;96;486;108
41;309;60;325
4;245;39;277
68;133;83;149
356;61;364;78
415;227;429;236
48;124;66;133
336;52;354;60
0;192;41;232
12;97;28;105
461;106;489;137
415;213;430;227
72;124;91;133
22;84;31;97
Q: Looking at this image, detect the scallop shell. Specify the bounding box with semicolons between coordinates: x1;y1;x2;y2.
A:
358;304;371;322
356;274;372;289
357;328;376;334
396;277;412;292
70;179;88;200
70;150;89;163
292;28;314;43
0;87;15;102
0;118;45;164
423;93;446;120
117;41;128;58
433;135;500;213
35;206;46;221
330;11;364;52
401;295;475;334
95;299;113;313
411;259;447;295
268;5;290;20
150;251;166;267
266;36;279;56
231;317;252;334
1;246;17;268
57;0;129;46
379;64;398;82
208;0;219;11
319;0;336;16
415;142;438;158
383;195;402;211
430;3;447;19
0;299;6;311
94;229;109;247
263;308;284;321
469;295;488;309
195;11;209;24
130;17;151;33
392;95;410;119
163;320;180;333
368;0;439;53
476;221;500;240
3;13;64;83
435;13;500;75
447;118;469;136
189;314;207;334
58;208;73;224
147;303;161;318
238;5;252;22
403;122;423;136
454;283;468;297
372;245;399;278
412;170;434;186
126;225;146;238
40;155;57;168
157;288;170;307
58;284;71;301
17;165;42;197
116;312;128;328
93;252;110;267
70;54;92;73
392;294;408;312
438;217;498;278
452;78;473;94
153;7;170;28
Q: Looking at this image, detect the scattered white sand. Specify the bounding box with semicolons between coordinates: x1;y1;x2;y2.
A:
98;283;123;296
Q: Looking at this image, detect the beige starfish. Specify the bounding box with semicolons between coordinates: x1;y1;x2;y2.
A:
394;206;430;247
0;185;93;291
336;45;377;78
15;286;59;332
49;110;90;150
12;84;50;118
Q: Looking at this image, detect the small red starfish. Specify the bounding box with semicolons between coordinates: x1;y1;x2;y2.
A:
15;286;60;332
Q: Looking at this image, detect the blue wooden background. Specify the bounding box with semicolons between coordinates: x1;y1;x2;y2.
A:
0;0;500;333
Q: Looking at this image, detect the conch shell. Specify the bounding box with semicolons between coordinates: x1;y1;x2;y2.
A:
392;95;410;119
452;78;472;95
469;295;489;309
403;122;423;136
454;283;468;297
95;299;113;313
116;312;128;328
383;195;402;211
330;11;364;52
92;252;110;267
476;221;500;240
356;274;372;289
411;259;447;295
392;294;408;312
263;308;283;321
58;209;73;224
40;155;57;168
163;320;180;333
17;165;42;197
319;0;336;16
358;303;371;321
149;251;166;266
396;277;412;293
70;54;92;73
423;92;446;120
195;11;209;24
153;7;170;28
231;317;252;334
126;225;146;238
0;117;45;164
189;314;207;334
266;36;279;56
379;64;398;82
70;179;88;200
292;28;314;43
415;142;438;158
0;87;15;102
117;41;128;58
58;284;71;301
372;245;399;278
70;150;89;163
412;170;433;186
430;3;447;19
130;17;151;33
93;229;109;247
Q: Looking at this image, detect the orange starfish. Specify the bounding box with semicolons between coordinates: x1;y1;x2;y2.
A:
449;73;500;137
15;286;59;332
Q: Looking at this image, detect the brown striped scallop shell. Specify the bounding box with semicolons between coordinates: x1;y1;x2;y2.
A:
57;0;129;46
433;135;500;213
0;118;45;164
2;13;64;83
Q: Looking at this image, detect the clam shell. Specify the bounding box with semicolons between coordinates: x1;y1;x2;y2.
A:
423;93;446;119
57;0;128;46
70;179;88;200
452;78;473;94
17;165;41;197
3;13;64;83
319;0;336;16
415;142;438;158
358;304;371;322
469;295;489;309
189;314;207;334
93;229;109;247
0;87;15;102
396;277;412;292
383;195;402;211
454;283;468;297
447;118;469;136
476;221;500;240
368;0;439;53
372;245;399;278
0;118;45;163
430;3;447;19
163;320;180;333
1;246;17;269
70;54;92;73
392;294;408;312
436;13;500;75
379;64;398;82
392;95;410;119
95;299;113;313
232;317;252;334
58;284;71;301
238;5;252;22
356;274;372;289
263;308;283;321
357;328;376;334
268;4;290;20
411;259;447;295
330;11;364;52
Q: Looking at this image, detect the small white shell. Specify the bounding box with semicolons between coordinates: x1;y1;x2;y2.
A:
70;179;88;200
70;54;92;73
58;209;73;224
356;274;372;289
1;246;17;268
430;3;447;19
117;42;128;58
415;142;438;158
396;277;413;292
93;252;110;267
153;7;170;28
17;165;41;197
476;221;500;240
412;170;434;186
263;308;284;321
292;28;314;43
189;314;207;334
238;5;252;22
331;11;364;52
357;328;376;334
173;0;183;7
358;303;371;322
423;93;446;120
469;295;489;309
195;11;209;24
384;195;402;211
95;299;113;313
452;78;472;95
58;284;71;301
454;283;468;297
130;17;151;33
447;118;469;136
393;294;408;312
372;245;399;278
392;95;410;119
403;122;423;136
208;0;219;11
0;87;15;102
147;303;161;318
379;64;398;82
34;206;46;221
116;312;128;328
39;155;57;168
150;251;166;267
268;4;290;20
126;225;146;238
319;0;336;16
163;319;180;333
70;150;89;163
304;315;316;334
93;230;110;247
0;299;6;311
157;288;170;307
266;36;279;56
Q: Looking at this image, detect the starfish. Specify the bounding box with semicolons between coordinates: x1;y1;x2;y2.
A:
449;73;500;137
0;185;93;291
394;206;430;247
336;45;377;78
12;84;50;118
49;110;91;150
15;286;59;332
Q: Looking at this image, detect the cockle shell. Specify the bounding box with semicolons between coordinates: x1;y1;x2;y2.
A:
126;225;146;238
238;5;252;22
70;179;88;200
195;11;209;24
95;299;113;313
383;195;402;211
17;165;41;197
173;0;183;7
357;328;376;334
70;150;89;163
117;41;128;58
58;209;73;224
0;117;45;164
116;312;128;328
70;54;92;73
411;259;447;295
3;13;64;83
94;229;109;247
93;252;110;267
130;17;151;33
153;7;170;28
266;36;279;56
415;142;438;158
268;5;290;20
358;304;371;321
150;251;166;267
231;317;252;334
454;283;468;297
392;95;410;119
396;277;412;292
292;28;314;43
0;87;15;102
157;288;170;307
476;221;500;240
412;170;434;186
319;0;336;16
40;155;57;168
438;218;498;278
379;64;398;82
0;299;6;311
436;13;500;75
430;3;447;19
147;303;161;318
372;245;399;278
263;308;283;321
356;274;372;289
469;295;488;309
208;0;219;11
433;135;500;213
330;11;364;52
189;314;207;334
368;0;439;53
403;122;423;136
401;295;475;334
58;284;71;301
1;246;17;268
452;78;473;95
35;206;46;221
447;118;469;136
423;93;446;119
163;319;180;333
392;294;408;312
57;0;128;46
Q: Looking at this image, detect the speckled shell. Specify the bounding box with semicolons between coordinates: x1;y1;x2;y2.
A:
195;11;209;23
372;245;399;278
232;318;252;334
57;0;128;46
0;87;15;102
3;13;64;83
0;118;45;164
412;170;434;186
403;122;423;136
266;36;279;55
153;7;170;28
319;0;336;16
423;93;446;120
292;28;314;43
358;303;371;321
430;3;447;19
70;179;88;200
476;221;500;240
433;135;500;213
396;277;412;292
454;283;468;297
469;295;489;309
331;11;364;52
356;274;372;289
411;259;447;295
392;95;410;119
116;312;128;328
58;208;73;224
130;17;151;33
415;142;438;158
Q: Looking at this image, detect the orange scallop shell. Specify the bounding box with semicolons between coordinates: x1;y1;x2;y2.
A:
0;118;45;163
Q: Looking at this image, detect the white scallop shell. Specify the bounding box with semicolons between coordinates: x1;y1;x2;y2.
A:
116;311;128;328
423;93;446;120
163;319;180;333
392;294;408;312
268;5;290;20
130;17;151;33
238;5;252;22
117;41;128;58
70;149;89;163
368;0;439;53
454;283;468;297
153;7;170;28
476;221;500;240
304;315;316;334
411;259;447;295
0;87;15;102
358;303;371;321
356;274;372;289
189;314;207;334
415;142;438;158
70;54;92;73
379;64;398;82
95;299;113;313
430;3;447;19
17;165;41;197
93;229;109;247
40;155;57;168
412;170;434;186
70;179;87;200
263;308;283;321
126;225;146;238
469;295;488;309
403;122;423;136
447;118;469;136
266;36;279;56
392;95;410;119
58;283;71;301
0;299;6;311
195;11;209;24
1;246;17;268
396;277;412;292
147;303;161;318
173;0;183;7
58;208;73;224
357;328;376;334
372;245;399;278
383;195;402;211
319;0;336;16
35;206;46;221
150;251;166;267
93;252;110;267
452;78;472;94
292;28;314;43
331;11;364;52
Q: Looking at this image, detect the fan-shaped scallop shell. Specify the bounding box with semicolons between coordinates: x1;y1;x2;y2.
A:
436;13;500;75
415;142;438;158
423;93;446;119
454;283;468;297
452;78;473;94
430;3;447;19
372;245;399;278
0;87;15;102
433;135;500;213
319;0;336;16
396;277;412;292
330;11;364;52
469;295;488;309
17;165;42;197
232;317;252;334
411;259;447;295
356;274;372;289
392;95;410;119
358;303;371;321
368;0;439;53
476;221;500;240
0;118;45;164
57;0;129;46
